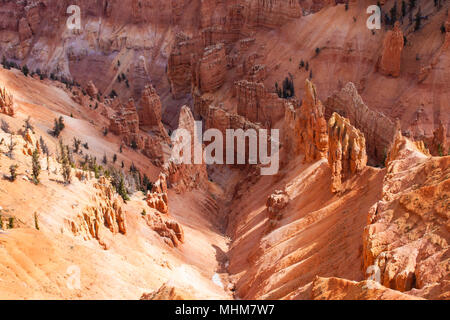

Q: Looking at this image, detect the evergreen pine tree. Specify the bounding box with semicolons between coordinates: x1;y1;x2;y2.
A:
32;148;41;184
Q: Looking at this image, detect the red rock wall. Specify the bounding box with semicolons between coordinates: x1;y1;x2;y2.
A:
298;79;329;163
328;112;367;193
164;106;208;192
138;85;162;128
194;44;227;93
324;82;399;166
248;0;302;28
379;22;404;78
234;80;286;127
363;133;449;299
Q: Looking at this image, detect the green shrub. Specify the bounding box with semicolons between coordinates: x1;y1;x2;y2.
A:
8;217;14;229
9;164;18;181
32;148;41;184
22;65;29;77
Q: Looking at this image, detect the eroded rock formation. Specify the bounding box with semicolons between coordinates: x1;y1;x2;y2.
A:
164;106;208;193
107;94;167;165
282;80;330;164
266;189;289;220
363;132;449;299
68;177;127;247
109;98;140;148
328;113;367;193
130;56;151;100
146;173;169;214
311;276;423;300
298;79;329;163
0;87;14;116
430;121;448;156
143;211;185;248
22;128;41;156
324;82;398;165
235;80;286;126
138;84;162;128
167;33;202;99
143;173;184;248
379;22;404;77
86;80;99;99
141;282;195;300
248;0;302;28
194;44;227;94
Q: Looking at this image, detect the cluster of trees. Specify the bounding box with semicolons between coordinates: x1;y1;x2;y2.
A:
0;215;15;230
107;163;153;202
381;0;444;32
109;89;118;98
275;75;295;99
1;56;20;70
1;114;153;206
1;56;30;78
50;116;65;137
117;73;127;83
7;128;154;200
2;56;82;89
58;140;74;184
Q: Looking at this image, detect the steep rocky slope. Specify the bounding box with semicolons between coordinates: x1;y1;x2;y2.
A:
0;68;230;299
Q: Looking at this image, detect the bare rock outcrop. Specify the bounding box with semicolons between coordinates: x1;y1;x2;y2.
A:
106;90;167;165
109;98;140;148
0;87;15;116
328;113;367;193
18;17;33;42
68;177;127;246
282;80;329;164
146;193;169;214
311;276;423;300
22;128;40;156
138;84;162;128
234;80;286;127
248;0;302;28
143;211;185;248
143;173;184;247
130;56;151;99
379;22;404;77
363;132;449;299
266;190;289;221
282;102;302;162
298;79;329;163
324;82;398;165
167;33;202;99
193;43;227;94
138;84;169;141
86;80;98;99
430;121;448;157
198;99;265;168
146;173;169;214
140;282;195;300
444;15;450;50
164;106;208;193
